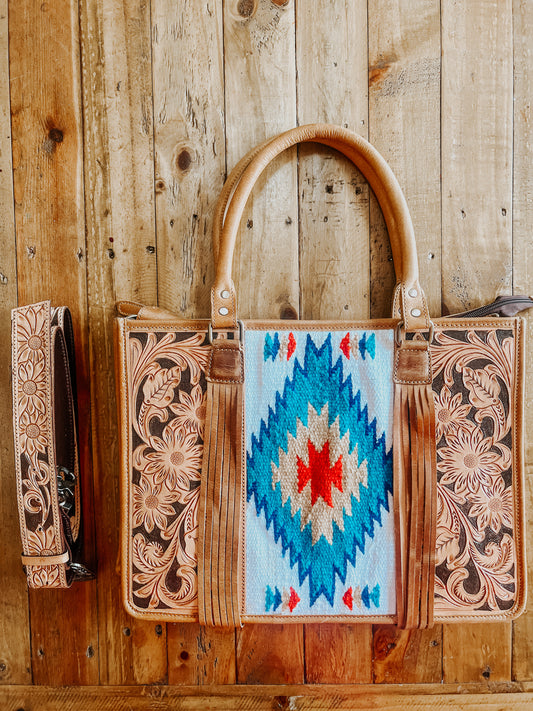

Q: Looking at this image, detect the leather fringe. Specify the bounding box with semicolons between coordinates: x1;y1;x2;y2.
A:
197;340;244;627
393;381;437;629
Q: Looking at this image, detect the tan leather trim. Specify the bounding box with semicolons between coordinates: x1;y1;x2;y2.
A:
21;551;70;567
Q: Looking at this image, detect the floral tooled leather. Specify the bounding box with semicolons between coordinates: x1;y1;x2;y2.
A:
127;330;209;613
431;327;519;615
125;322;522;619
12;302;66;588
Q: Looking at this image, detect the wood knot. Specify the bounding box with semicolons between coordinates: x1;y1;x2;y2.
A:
172;143;196;176
280;304;297;320
49;128;63;143
155;178;166;193
177;149;192;171
271;0;290;5
237;0;256;17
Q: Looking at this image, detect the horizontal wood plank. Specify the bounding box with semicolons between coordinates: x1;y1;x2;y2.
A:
1;684;532;710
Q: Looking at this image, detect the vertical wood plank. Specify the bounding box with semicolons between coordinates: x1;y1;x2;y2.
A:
368;0;442;318
152;0;225;317
296;0;370;321
305;624;372;684
149;1;235;682
223;0;302;684
236;625;304;685
223;0;299;321
373;627;441;684
511;0;533;682
168;624;236;685
79;0;165;685
295;0;372;684
0;0;32;685
9;0;99;685
368;0;442;684
441;0;513;684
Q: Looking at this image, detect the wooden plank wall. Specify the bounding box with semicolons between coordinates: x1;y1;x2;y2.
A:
0;0;532;705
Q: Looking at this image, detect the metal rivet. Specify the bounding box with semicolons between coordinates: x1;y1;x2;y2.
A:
221;290;230;299
408;288;418;298
219;307;229;316
411;308;422;317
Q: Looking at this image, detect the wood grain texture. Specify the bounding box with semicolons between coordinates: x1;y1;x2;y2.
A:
153;0;225;317
79;0;164;686
223;0;302;684
1;684;532;709
236;624;304;685
368;0;441;319
296;0;370;321
223;0;299;321
511;0;533;682
9;0;98;685
373;626;442;684
0;0;31;685
440;0;514;684
168;624;236;685
368;0;442;683
305;624;372;684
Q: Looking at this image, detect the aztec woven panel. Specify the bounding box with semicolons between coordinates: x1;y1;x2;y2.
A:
123;321;522;620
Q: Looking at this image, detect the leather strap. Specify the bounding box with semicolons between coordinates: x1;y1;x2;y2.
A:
211;124;430;332
12;301;93;588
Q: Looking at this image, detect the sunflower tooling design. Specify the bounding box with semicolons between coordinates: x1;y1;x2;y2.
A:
245;330;395;616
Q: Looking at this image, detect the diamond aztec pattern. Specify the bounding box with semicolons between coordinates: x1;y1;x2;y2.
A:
246;332;393;609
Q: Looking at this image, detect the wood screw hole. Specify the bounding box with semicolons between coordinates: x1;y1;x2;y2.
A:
247;219;253;229
155;625;163;636
180;650;189;660
123;627;131;636
482;666;491;679
107;249;115;259
86;646;94;658
146;245;155;254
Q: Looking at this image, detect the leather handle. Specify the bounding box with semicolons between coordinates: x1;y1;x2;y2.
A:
211;124;430;331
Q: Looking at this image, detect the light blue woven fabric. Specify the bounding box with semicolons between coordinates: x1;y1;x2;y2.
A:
244;329;395;617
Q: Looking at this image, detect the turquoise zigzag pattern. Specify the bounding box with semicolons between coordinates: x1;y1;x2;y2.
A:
247;333;393;607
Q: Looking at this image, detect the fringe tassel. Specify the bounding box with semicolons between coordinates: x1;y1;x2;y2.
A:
394;381;437;629
198;341;244;627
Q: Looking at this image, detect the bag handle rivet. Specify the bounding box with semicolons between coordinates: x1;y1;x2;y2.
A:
408;288;418;297
221;290;230;299
411;308;422;317
219;307;229;316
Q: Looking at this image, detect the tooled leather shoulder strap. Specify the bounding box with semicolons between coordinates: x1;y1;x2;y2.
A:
12;300;93;588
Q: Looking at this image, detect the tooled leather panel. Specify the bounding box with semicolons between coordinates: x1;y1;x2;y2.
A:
127;329;210;613
12;302;67;588
125;321;521;619
430;326;519;615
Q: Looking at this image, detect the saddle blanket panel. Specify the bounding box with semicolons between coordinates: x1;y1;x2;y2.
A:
243;329;396;617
